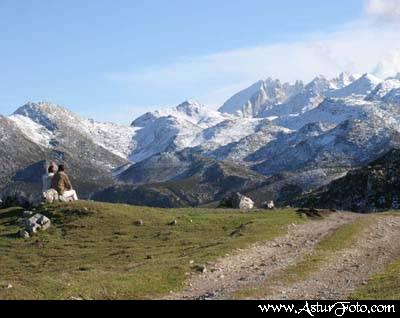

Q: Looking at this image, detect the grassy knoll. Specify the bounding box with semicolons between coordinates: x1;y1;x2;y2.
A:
0;201;305;299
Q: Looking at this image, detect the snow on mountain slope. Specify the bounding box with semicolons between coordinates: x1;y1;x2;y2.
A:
0;115;51;186
366;78;400;101
383;88;400;104
239;79;304;118
218;81;266;114
128;100;293;163
8;114;54;148
191;117;268;151
129;115;203;163
132;100;229;129
260;76;335;119
128;100;234;162
5;71;400;206
6;72;399;175
258;74;358;119
10;102;136;159
330;72;358;90
246;122;336;164
205;120;292;162
80;120;137;159
217;73;359;120
329;73;382;98
251;115;400;177
273;92;400;131
387;73;400;81
274;97;367;130
305;75;337;93
218;78;304;117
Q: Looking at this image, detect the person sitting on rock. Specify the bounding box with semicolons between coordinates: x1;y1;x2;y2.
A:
42;163;56;193
51;164;79;201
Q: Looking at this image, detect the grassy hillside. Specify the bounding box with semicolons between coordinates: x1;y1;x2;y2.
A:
0;201;305;300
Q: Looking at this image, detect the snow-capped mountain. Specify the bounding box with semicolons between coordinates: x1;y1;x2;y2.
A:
260;76;335;120
204;120;291;162
11;102;136;160
329;73;382;98
129;100;239;162
3;71;400;208
218;80;267;114
366;78;400;101
330;72;359;90
132;100;229;129
1;105;130;202
383;88;400;104
217;73;365;121
218;78;304;117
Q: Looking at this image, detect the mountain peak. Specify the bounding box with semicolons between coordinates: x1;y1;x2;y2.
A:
333;72;357;88
305;75;333;93
176;100;205;114
360;73;382;83
13;102;71;118
387;72;400;81
366;77;400;101
329;73;382;98
264;77;281;86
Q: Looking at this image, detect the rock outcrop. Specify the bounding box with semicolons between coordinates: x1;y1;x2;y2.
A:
294;149;400;212
262;200;275;209
16;211;52;237
219;192;255;210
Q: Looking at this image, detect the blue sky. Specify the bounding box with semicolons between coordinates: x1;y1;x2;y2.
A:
1;0;399;124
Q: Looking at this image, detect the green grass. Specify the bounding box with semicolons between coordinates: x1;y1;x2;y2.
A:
0;201;306;300
234;215;375;299
352;259;400;300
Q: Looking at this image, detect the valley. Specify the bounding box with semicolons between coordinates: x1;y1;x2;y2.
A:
1;72;400;211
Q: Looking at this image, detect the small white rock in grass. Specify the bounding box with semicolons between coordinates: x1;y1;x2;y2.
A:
18;230;30;239
24;214;51;234
23;211;34;218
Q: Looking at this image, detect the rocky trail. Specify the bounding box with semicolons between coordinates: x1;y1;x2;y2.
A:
168;212;400;300
266;214;400;300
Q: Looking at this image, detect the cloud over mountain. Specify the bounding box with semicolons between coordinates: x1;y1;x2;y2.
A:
364;0;400;23
108;1;400;109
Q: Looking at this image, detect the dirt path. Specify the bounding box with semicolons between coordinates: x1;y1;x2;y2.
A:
168;212;363;300
266;214;400;300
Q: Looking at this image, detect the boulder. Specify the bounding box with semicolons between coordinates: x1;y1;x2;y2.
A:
262;200;275;210
43;189;59;203
26;223;42;234
220;192;254;210
195;265;207;273
59;195;74;202
18;230;30;239
135;219;144;226
37;214;51;226
24;213;51;234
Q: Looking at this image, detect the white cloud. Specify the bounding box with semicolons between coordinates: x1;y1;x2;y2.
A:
364;0;400;23
107;0;400;109
372;51;400;78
